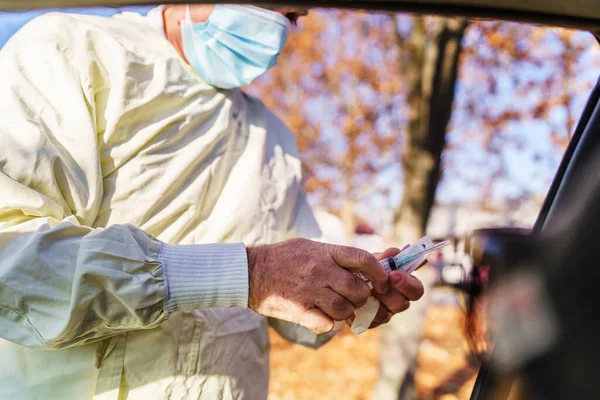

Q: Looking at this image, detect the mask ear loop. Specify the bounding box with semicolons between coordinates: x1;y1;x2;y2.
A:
185;4;192;22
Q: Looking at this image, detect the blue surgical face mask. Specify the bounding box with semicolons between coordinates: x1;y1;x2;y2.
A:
181;4;291;89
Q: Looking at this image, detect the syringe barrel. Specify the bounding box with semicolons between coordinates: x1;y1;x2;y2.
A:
379;256;399;274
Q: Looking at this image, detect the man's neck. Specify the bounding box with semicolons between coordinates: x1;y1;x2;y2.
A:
162;5;216;63
163;6;186;62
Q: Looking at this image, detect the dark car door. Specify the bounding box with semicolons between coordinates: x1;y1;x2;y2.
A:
470;49;600;399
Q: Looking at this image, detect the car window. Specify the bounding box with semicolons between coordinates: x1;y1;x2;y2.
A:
247;10;600;400
0;5;598;400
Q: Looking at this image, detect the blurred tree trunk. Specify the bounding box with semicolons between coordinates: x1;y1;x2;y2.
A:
393;16;469;244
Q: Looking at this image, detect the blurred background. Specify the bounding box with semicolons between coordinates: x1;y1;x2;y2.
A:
248;10;600;400
2;5;599;400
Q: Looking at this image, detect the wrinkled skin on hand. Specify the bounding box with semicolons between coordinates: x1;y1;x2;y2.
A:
247;238;424;334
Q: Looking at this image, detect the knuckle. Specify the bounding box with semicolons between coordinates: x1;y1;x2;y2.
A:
288;237;306;247
327;243;342;259
354;297;368;309
359;289;371;306
353;281;371;306
339;310;355;321
311;261;325;275
355;248;374;265
310;260;331;278
346;274;368;293
295;238;321;254
332;297;353;316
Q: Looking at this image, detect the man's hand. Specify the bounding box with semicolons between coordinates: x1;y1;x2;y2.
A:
247;238;389;334
364;247;425;329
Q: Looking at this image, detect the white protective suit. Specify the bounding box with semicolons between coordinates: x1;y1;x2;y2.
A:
0;10;336;400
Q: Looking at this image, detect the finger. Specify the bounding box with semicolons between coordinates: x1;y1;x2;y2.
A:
327;268;371;308
388;271;425;301
371;303;393;325
328;245;388;294
369;303;396;329
314;291;356;321
297;308;334;334
373;247;401;261
374;290;411;314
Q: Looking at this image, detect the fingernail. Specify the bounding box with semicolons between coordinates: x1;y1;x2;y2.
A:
391;273;403;284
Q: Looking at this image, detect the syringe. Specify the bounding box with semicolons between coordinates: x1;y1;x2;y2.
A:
380;240;450;274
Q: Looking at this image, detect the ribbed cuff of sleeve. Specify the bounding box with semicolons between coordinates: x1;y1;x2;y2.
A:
159;242;249;314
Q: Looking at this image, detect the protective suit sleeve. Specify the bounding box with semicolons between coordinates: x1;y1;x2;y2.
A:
0;215;248;349
0;15;248;350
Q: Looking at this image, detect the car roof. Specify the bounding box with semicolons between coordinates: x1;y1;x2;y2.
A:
1;0;599;31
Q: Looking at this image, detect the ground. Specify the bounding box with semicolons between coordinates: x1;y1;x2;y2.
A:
268;290;479;400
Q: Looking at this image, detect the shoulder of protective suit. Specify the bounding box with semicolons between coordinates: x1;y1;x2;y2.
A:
10;12;141;50
18;12;84;39
3;13;95;55
242;91;301;158
4;11;161;66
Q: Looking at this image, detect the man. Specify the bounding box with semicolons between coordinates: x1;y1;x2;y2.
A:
0;4;424;399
